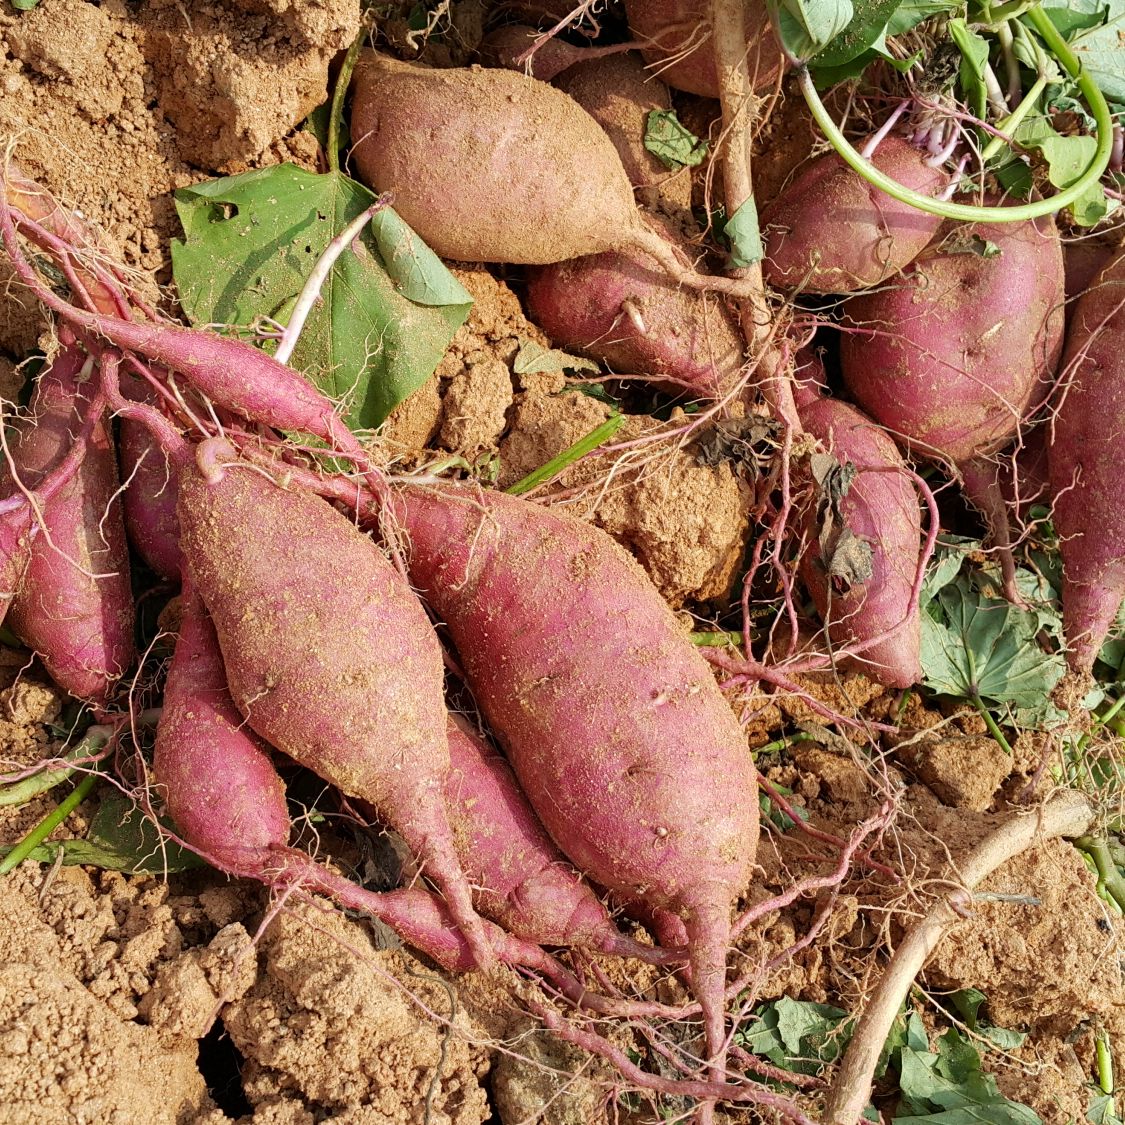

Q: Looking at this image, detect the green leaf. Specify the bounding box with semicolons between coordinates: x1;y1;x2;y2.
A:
0;796;203;874
812;0;905;66
726;197;764;268
949;18;991;120
1088;1093;1125;1125
885;0;959;34
643;110;709;168
778;0;856;58
513;338;599;375
947;989;1028;1050
171;164;472;431
1041;0;1125;102
10;0;40;9
920;575;1067;726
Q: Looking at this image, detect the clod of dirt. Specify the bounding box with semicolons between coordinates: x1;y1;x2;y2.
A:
139;0;357;171
895;732;1011;811
499;396;752;605
382;374;443;451
492;1016;608;1125
439;355;514;454
141;923;258;1045
224;901;490;1124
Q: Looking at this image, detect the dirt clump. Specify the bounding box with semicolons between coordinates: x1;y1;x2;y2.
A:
224;901;492;1123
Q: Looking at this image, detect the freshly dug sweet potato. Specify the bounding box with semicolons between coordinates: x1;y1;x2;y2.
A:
797;389;922;687
119;417;182;582
555;52;692;214
761;136;947;294
446;714;660;957
1050;251;1125;670
623;0;783;96
6;346;134;702
839;217;1065;465
394;481;759;1079
176;439;493;969
525;221;745;396
349;53;760;298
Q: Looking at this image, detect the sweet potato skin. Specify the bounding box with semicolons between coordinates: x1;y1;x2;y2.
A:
7;347;134;702
1049;251;1125;670
119;417;182;582
797;392;922;688
839;217;1065;464
761;137;946;294
176;441;493;967
350;54;642;265
396;484;758;918
525;222;744;396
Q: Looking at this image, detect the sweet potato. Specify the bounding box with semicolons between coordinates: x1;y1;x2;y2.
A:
394;481;759;1079
119;417;182;582
838;217;1065;464
761;136;947;294
525;220;745;397
623;0;783;96
349;53;761;299
554;52;692;215
446;713;660;957
175;438;493;969
6;346;134;702
796;389;923;687
1049;250;1125;670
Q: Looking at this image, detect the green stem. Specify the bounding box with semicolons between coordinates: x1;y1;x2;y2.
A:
971;693;1013;755
327;24;367;174
794;5;1113;222
690;630;747;647
1096;1029;1114;1095
0;726;110;807
0;769;99;877
1077;836;1125;914
1098;693;1125;729
980;74;1049;162
753;731;818;756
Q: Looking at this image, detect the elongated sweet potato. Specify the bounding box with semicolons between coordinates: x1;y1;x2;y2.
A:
1049;251;1125;670
6;346;134;702
119;416;182;582
394;481;759;1082
797;389;923;687
175;439;493;969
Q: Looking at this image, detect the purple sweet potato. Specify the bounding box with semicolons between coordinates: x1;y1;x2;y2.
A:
761;136;947;294
6;346;134;702
554;52;692;214
623;0;783;96
796;389;923;688
394;481;759;1078
1049;250;1125;670
838;217;1065;464
525;220;745;397
446;713;658;957
175;438;493;969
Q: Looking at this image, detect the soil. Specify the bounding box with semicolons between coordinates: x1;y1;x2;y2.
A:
1;3;1123;1123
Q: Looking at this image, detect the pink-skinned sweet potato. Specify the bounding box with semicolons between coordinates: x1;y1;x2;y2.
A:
761;136;947;294
394;481;759;1081
623;0;783;96
119;416;182;582
525;221;745;397
175;438;494;970
838;217;1065;465
839;217;1064;603
1049;250;1125;671
348;53;761;299
554;52;692;215
446;713;662;958
6;346;134;703
796;388;923;688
